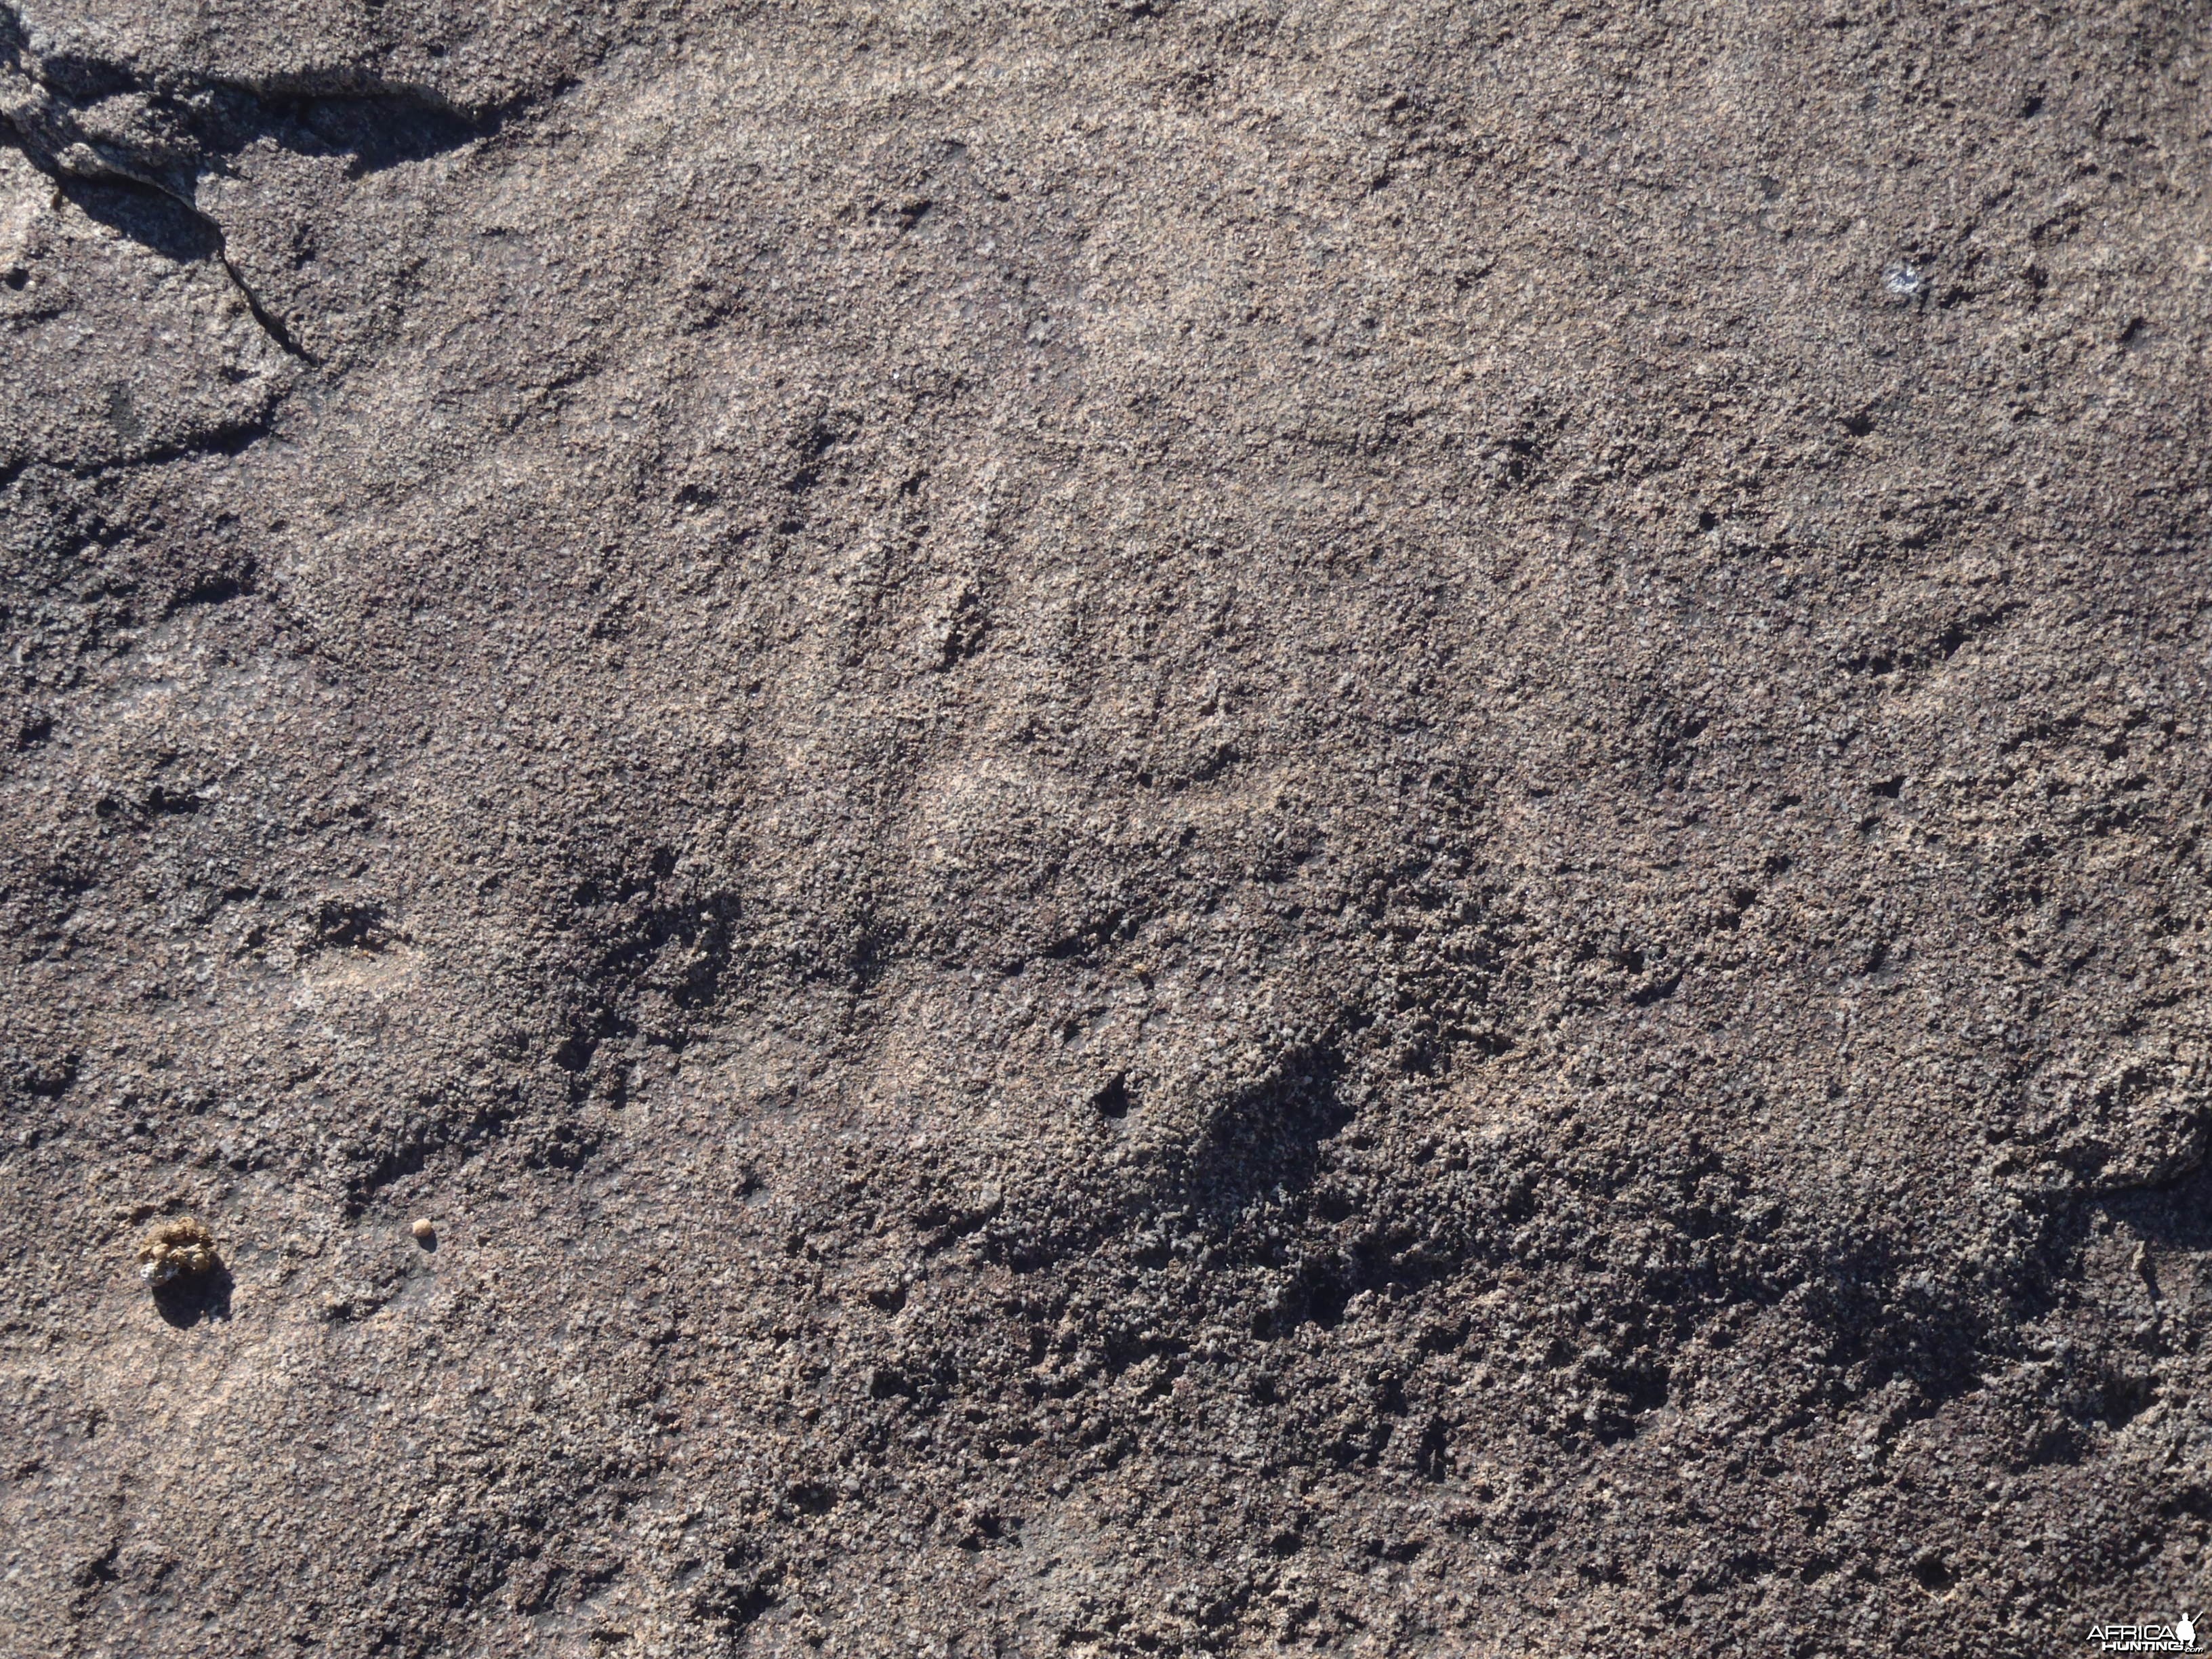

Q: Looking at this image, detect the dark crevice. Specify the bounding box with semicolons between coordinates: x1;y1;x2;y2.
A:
7;409;281;486
11;146;315;361
220;249;314;361
3;152;310;371
0;0;539;366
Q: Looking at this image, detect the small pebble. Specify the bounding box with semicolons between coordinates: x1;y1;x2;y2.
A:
411;1217;437;1244
138;1217;218;1286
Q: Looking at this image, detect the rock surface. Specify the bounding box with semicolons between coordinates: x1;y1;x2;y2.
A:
3;1;2209;1653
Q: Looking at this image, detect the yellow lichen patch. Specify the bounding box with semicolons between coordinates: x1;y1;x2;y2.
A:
137;1217;219;1287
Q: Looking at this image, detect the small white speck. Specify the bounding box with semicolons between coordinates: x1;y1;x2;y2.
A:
1883;263;1923;298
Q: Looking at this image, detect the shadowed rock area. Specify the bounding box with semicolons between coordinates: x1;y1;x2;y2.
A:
3;1;2209;1653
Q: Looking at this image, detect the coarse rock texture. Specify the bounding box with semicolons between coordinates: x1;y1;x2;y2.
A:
3;1;2210;1654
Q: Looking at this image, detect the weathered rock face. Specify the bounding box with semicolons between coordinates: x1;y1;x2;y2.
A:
3;1;2209;1652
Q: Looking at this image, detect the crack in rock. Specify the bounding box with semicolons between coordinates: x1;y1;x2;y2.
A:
0;0;510;363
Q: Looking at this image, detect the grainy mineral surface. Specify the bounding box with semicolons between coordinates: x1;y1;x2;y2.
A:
3;3;2210;1654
